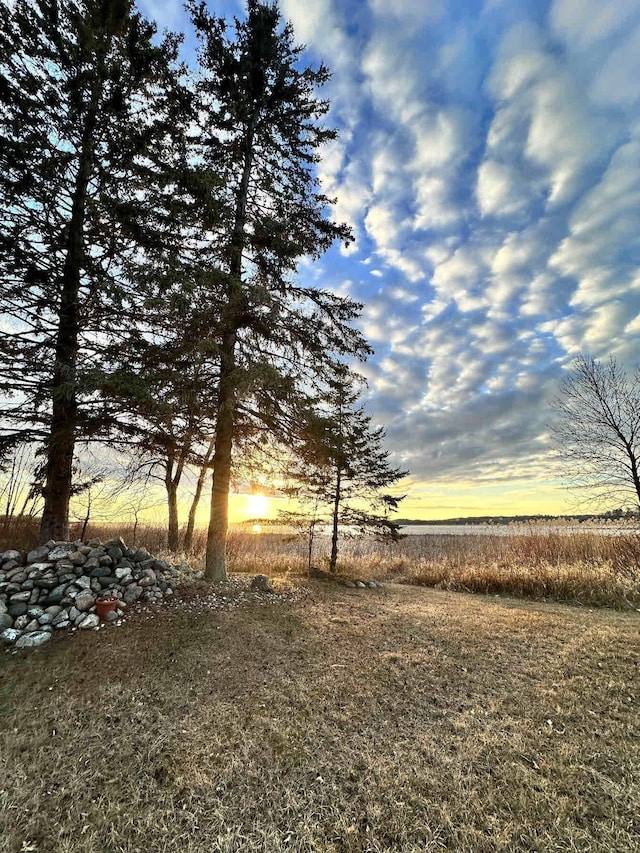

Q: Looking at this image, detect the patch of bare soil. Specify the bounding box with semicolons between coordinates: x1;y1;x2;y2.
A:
0;582;638;852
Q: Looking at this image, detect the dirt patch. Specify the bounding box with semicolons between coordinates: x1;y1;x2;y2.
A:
1;582;638;852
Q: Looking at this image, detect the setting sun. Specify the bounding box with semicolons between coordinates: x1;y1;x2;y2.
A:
246;492;269;518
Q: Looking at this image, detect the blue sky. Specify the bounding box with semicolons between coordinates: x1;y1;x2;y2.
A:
139;0;640;519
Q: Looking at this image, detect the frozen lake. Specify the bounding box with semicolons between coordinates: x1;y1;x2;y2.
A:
398;523;637;536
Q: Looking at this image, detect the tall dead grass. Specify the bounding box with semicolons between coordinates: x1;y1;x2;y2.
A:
2;518;639;608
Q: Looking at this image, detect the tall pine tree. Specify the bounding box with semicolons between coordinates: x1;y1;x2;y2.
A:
190;0;369;580
0;0;189;541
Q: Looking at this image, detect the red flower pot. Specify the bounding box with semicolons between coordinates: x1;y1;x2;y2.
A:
95;595;119;620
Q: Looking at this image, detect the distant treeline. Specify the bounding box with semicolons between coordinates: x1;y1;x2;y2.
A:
396;512;639;526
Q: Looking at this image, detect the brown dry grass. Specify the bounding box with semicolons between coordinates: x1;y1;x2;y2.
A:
3;518;640;608
1;581;638;852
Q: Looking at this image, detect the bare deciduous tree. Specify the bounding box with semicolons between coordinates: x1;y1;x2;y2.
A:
551;354;640;509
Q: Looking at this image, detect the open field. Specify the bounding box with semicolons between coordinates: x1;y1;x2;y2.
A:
1;580;638;852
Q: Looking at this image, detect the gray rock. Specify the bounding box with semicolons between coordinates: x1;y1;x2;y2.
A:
68;606;81;621
104;536;127;552
78;546;92;556
29;563;54;574
14;614;30;630
34;577;61;590
27;606;44;618
46;584;69;605
15;631;52;649
23;619;40;632
343;580;356;588
355;581;366;588
366;581;377;589
52;611;70;626
4;582;21;595
48;544;76;561
115;567;132;581
45;606;63;616
0;599;6;614
99;555;113;567
90;566;112;578
7;569;28;584
68;551;86;566
27;545;51;564
87;538;102;547
75;591;95;612
8;602;28;618
38;613;54;626
250;574;273;592
90;579;102;594
1;549;23;564
138;571;156;588
88;546;105;559
107;546;123;563
10;590;31;603
132;548;151;563
53;620;70;630
0;612;14;630
83;557;100;570
1;560;18;572
104;610;119;623
22;580;36;591
123;584;142;604
1;628;21;645
79;613;100;630
74;575;91;590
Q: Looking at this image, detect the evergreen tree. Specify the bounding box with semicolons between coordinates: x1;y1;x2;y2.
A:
101;284;222;551
189;0;369;581
289;374;407;573
0;0;189;541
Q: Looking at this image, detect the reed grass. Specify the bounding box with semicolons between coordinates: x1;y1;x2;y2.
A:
2;518;638;608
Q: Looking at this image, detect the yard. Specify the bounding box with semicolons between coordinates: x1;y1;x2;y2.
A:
1;579;638;852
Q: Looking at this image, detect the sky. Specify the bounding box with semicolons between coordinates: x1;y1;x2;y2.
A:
139;0;640;521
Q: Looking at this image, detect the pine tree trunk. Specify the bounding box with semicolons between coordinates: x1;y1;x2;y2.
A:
184;435;215;551
205;112;258;581
40;73;100;544
205;330;236;581
40;300;79;543
167;481;180;552
166;450;188;553
329;468;341;573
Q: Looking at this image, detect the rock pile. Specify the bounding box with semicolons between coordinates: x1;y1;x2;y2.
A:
0;537;179;649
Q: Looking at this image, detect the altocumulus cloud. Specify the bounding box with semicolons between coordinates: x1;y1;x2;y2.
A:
278;0;640;510
140;0;640;513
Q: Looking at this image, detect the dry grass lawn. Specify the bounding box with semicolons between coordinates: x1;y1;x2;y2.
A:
1;581;638;852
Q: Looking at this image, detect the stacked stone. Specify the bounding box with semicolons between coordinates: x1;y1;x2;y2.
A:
0;537;179;650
